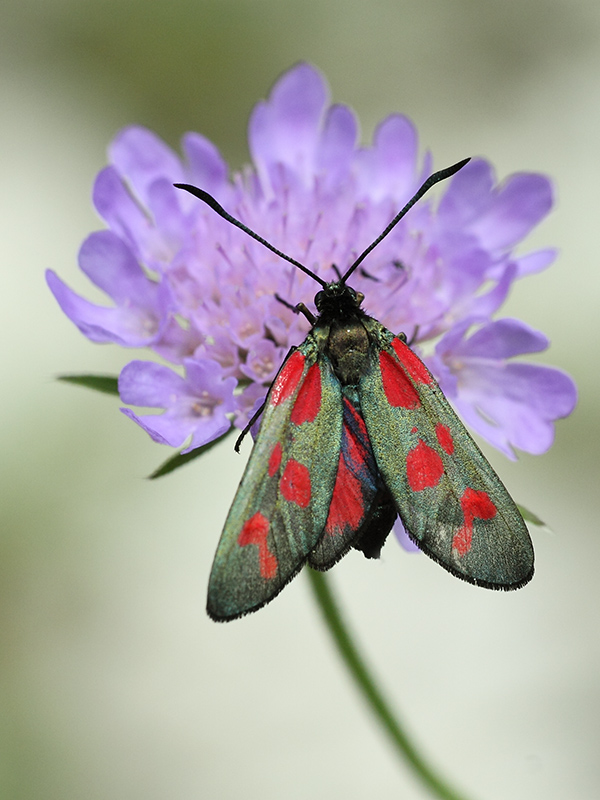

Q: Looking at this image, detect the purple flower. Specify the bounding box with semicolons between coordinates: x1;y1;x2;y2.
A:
426;317;577;459
47;62;576;458
119;359;236;452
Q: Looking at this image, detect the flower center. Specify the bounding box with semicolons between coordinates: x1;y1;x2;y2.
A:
190;391;221;417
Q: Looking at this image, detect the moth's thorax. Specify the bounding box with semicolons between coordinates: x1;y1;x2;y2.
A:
311;281;371;386
327;316;370;386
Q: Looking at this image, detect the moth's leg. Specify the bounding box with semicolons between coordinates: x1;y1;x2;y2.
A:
234;345;298;452
407;326;420;347
398;325;420;347
274;293;316;325
235;401;266;452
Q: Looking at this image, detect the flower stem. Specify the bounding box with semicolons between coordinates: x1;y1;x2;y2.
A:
307;568;474;800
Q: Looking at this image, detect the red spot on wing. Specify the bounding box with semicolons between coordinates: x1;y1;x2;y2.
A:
436;423;454;455
406;440;444;491
452;488;497;557
280;459;312;507
391;338;433;384
380;351;420;408
290;363;322;425
238;512;278;579
325;452;365;536
270;350;305;406
268;442;282;476
323;397;377;540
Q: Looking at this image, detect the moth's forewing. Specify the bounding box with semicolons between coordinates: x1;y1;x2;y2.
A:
208;335;343;620
359;323;534;589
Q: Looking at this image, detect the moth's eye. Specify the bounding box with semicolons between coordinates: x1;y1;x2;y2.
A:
314;290;324;308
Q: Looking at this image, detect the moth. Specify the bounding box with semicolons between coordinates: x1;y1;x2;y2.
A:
176;158;534;621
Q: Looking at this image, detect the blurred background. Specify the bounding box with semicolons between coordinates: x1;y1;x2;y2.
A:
1;1;598;798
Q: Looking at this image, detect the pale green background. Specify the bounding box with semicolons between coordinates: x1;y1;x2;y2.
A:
1;1;598;798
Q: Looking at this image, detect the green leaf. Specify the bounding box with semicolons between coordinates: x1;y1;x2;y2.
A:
149;427;236;479
58;374;120;395
517;503;546;527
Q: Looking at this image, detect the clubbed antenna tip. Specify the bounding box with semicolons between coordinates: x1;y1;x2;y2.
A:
342;157;471;282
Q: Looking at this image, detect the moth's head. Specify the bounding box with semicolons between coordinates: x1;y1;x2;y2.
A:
314;281;365;316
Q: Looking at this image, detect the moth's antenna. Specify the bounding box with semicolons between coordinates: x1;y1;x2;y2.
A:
342;158;470;283
174;184;328;288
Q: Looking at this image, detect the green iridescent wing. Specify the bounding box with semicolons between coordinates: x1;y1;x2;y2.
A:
359;323;534;589
208;339;343;621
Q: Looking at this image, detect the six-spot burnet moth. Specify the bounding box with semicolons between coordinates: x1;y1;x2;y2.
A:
175;157;534;622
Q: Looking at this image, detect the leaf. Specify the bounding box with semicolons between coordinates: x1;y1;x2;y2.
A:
517;504;546;527
58;374;120;395
149;427;236;479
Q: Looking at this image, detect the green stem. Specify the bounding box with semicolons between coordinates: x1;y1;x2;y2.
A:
307;568;474;800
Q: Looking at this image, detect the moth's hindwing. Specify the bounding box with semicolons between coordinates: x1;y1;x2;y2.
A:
309;389;395;569
359;323;534;589
308;391;377;569
208;337;343;620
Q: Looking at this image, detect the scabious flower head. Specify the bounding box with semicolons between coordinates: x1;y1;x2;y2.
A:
47;63;576;472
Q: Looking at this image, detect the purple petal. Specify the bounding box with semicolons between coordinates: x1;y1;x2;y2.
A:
450;395;517;460
471;173;554;251
438;160;553;251
393;517;421;552
93;169;188;269
316;104;358;184
248;63;328;184
119;360;186;407
355;114;418;202
152;317;202;365
514;248;557;277
239;339;282;383
93;166;151;249
183;358;237;411
198;334;242;377
121;406;230;450
146;179;190;257
455;318;548;360
234;385;268;433
184;417;232;452
459;262;517;321
78;231;157;306
458;362;577;456
227;303;269;349
473;361;577;425
120;358;237;451
425;237;493;315
438;159;495;228
109;126;184;203
46;270;160;346
182;132;228;193
425;345;460;397
429;316;475;361
76;231;177;347
120;408;173;445
431;318;577;458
